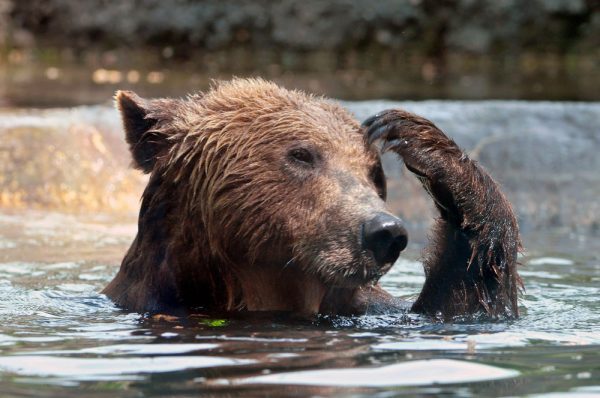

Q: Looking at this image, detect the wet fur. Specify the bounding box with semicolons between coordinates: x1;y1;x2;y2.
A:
103;79;521;319
364;110;522;318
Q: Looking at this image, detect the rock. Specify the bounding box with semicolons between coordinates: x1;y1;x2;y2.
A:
347;100;600;233
0;107;145;213
1;100;599;234
6;0;598;57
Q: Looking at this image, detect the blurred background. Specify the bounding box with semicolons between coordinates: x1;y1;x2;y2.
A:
0;0;599;106
0;0;599;244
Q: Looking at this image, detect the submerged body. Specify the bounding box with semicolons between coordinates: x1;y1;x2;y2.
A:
103;78;521;319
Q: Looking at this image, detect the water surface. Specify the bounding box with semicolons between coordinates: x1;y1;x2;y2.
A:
0;210;598;397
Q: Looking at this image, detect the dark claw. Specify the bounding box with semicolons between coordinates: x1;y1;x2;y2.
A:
361;113;381;128
405;162;428;178
367;124;393;145
362;109;396;128
363;110;403;145
381;138;406;153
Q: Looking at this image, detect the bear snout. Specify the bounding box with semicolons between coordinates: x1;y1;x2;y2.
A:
361;213;408;267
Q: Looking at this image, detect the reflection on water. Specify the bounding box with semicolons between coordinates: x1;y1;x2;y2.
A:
242;359;520;387
1;54;600;108
0;211;598;397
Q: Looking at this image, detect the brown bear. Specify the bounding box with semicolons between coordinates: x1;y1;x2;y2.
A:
103;78;521;319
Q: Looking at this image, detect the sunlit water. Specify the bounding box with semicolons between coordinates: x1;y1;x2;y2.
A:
0;211;598;397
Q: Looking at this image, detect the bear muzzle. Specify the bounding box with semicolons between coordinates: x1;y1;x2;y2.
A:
361;212;408;269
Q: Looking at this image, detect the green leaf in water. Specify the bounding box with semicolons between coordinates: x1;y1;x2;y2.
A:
200;319;228;327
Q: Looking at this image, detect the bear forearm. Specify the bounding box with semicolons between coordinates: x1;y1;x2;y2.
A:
363;109;522;319
412;215;520;319
412;146;521;318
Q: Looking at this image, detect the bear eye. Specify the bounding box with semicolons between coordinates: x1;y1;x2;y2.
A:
288;147;315;166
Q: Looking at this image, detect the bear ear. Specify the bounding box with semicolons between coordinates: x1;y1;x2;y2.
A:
115;90;177;174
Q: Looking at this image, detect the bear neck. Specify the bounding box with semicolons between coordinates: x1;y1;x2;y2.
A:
104;173;229;314
235;263;328;316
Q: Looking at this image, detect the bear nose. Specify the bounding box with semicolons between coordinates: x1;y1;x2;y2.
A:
361;213;408;266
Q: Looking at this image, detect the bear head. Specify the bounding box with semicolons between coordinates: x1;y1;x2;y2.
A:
113;78;408;315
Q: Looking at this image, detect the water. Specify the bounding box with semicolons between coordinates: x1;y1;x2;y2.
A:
0;210;598;397
2;56;600;109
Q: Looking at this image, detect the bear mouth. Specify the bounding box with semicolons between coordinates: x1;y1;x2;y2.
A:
328;261;394;288
293;242;396;288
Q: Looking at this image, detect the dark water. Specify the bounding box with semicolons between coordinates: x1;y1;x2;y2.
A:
0;211;598;397
2;56;600;109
